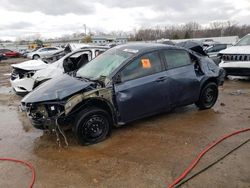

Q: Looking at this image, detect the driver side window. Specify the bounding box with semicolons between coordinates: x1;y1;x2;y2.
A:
40;48;48;52
120;51;162;82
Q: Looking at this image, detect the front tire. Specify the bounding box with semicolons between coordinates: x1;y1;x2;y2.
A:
73;107;112;145
33;54;40;60
195;82;218;110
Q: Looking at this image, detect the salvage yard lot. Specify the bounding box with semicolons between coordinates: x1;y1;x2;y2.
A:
0;58;249;188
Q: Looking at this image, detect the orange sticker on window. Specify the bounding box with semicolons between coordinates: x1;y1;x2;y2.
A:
141;59;151;69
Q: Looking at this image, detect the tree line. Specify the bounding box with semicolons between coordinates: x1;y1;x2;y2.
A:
128;21;250;41
3;20;250;43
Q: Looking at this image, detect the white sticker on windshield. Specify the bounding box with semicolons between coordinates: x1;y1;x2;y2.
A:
123;48;139;54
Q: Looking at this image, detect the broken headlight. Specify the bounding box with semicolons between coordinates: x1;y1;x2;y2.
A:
11;69;35;80
28;104;48;120
45;104;64;117
26;103;65;120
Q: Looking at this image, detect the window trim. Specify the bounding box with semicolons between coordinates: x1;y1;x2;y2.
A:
161;49;192;70
118;50;165;83
68;50;92;60
47;47;58;51
206;44;227;53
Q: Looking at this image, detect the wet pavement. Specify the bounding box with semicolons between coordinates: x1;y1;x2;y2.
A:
0;58;249;188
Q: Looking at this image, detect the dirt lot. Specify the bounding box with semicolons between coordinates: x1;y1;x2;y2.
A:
0;58;249;188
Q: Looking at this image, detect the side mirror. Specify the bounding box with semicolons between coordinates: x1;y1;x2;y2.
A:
113;74;122;84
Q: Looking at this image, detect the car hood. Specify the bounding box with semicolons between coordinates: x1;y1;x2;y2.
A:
11;59;48;71
33;67;63;81
33;60;64;81
22;74;93;103
219;45;250;55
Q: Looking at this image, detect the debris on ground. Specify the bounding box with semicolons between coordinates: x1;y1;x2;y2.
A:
220;102;226;106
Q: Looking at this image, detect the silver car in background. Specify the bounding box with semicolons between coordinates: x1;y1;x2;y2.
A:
27;47;62;59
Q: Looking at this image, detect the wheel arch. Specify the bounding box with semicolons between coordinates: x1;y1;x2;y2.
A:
32;54;40;59
68;97;118;126
200;77;219;90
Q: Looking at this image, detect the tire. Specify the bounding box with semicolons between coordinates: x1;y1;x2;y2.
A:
33;54;40;60
73;107;112;145
195;82;218;110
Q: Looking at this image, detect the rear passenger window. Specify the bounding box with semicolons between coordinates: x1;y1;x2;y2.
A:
120;51;162;82
47;48;58;51
163;50;191;69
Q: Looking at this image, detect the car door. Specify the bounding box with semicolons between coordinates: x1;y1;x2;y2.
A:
161;49;200;107
114;51;169;123
38;48;48;56
46;48;58;56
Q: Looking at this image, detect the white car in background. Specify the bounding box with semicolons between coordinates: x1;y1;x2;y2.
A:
204;43;229;65
219;34;250;77
10;46;109;95
27;47;62;59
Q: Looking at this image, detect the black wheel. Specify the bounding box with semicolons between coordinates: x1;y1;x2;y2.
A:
33;54;40;60
195;82;218;110
73;107;112;145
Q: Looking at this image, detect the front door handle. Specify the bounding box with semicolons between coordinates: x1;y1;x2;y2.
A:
155;76;167;82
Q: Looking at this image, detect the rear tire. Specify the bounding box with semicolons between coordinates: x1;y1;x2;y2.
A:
73;107;112;145
195;82;218;110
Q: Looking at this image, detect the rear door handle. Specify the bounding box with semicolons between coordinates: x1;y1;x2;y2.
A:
155;76;167;82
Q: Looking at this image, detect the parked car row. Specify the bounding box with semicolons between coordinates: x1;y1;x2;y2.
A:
18;43;225;145
10;46;109;94
0;49;21;59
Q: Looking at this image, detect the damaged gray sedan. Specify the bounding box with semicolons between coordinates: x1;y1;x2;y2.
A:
21;43;225;145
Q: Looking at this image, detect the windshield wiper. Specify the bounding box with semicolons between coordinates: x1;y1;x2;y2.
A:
89;75;106;87
75;75;92;82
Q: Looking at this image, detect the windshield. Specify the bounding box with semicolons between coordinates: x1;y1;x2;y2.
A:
235;35;250;46
76;48;133;80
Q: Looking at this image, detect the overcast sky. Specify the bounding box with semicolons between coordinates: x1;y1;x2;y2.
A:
0;0;250;40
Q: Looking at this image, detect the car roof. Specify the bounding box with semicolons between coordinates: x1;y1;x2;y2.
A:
114;43;178;54
74;46;109;53
41;47;58;49
79;45;110;50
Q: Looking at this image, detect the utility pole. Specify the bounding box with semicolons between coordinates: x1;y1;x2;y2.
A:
83;24;87;36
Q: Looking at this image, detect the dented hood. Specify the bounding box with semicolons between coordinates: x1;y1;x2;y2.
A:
11;59;48;71
219;45;250;55
33;65;64;81
22;74;92;103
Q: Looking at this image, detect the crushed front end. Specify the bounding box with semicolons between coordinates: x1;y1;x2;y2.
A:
10;67;36;94
21;101;66;130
